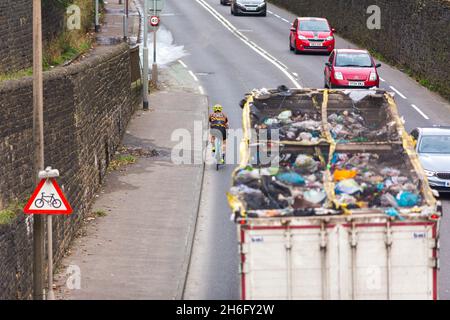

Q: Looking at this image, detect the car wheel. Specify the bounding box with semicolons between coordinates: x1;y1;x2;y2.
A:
294;45;301;55
324;79;329;89
260;10;267;17
289;37;294;51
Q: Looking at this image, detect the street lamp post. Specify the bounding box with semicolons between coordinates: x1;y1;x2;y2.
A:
123;0;128;41
32;0;45;300
152;0;158;84
95;0;100;32
143;0;149;110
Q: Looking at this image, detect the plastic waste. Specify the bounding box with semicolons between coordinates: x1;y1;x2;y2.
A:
276;172;305;185
385;207;405;221
396;191;420;207
303;190;327;204
277;110;292;121
294;154;318;172
333;169;358;181
335;179;362;195
380;193;398;208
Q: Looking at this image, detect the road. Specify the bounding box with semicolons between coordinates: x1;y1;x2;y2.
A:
158;0;450;299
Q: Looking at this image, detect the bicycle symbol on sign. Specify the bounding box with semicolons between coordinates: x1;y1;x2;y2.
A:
34;192;62;209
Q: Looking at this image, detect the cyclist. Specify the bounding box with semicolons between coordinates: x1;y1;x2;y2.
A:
209;104;228;163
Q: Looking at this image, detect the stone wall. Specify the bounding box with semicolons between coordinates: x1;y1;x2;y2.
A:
0;43;140;299
270;0;450;100
0;0;65;73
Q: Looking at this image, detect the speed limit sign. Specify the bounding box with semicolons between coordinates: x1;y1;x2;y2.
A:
149;15;160;27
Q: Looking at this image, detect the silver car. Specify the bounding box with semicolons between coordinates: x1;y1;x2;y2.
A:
411;126;450;193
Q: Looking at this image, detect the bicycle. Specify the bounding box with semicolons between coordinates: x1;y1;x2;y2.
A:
214;135;225;171
34;192;62;209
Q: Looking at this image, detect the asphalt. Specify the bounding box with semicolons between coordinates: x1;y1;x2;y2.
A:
160;0;450;299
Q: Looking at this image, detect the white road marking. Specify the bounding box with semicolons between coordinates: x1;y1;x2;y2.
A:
379;77;386;82
199;86;205;95
292;72;298;77
178;60;188;68
281;18;290;23
189;70;199;82
274;14;281;18
267;10;273;14
195;0;302;88
389;86;407;99
411;104;430;120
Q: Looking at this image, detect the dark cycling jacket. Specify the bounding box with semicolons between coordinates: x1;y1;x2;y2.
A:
209;112;228;128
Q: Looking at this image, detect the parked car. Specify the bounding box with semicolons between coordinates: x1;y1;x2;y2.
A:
231;0;267;16
289;17;335;54
220;0;231;5
411;126;450;194
324;49;381;89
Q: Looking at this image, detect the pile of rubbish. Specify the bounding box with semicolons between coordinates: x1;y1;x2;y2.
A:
229;151;327;217
328;109;398;143
252;109;325;143
330;152;423;209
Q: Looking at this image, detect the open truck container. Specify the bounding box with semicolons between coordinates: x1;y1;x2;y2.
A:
228;88;441;300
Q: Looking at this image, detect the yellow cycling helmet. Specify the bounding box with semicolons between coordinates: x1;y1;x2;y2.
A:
213;104;223;112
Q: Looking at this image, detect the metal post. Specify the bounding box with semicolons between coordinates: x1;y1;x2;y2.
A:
151;0;158;84
95;0;100;32
143;0;149;110
47;215;55;300
32;0;45;301
123;0;128;41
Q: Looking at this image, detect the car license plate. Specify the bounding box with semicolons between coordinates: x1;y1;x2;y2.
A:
309;42;323;46
349;81;365;87
246;7;257;11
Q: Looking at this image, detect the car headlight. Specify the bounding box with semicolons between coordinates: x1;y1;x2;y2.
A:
334;72;344;80
298;35;307;40
326;36;334;41
424;169;436;177
369;72;378;81
258;2;266;7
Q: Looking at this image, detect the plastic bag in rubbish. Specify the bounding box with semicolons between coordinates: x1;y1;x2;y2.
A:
303;190;327;204
277;110;292;121
335;179;362;195
333;169;358;181
294;154;318;172
380;193;398;208
396;191;420;207
264;118;280;126
276;172;305;185
380;167;401;177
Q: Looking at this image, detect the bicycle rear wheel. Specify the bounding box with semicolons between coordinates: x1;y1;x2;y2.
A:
215;136;222;171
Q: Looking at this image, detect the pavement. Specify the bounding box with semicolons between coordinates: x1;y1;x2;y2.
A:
96;0;141;46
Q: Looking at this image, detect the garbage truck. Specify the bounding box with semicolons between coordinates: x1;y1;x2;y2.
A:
227;87;442;300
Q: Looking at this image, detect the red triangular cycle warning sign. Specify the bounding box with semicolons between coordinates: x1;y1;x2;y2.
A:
24;178;72;214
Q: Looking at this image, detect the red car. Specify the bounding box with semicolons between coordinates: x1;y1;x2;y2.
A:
324;49;381;89
289;17;335;54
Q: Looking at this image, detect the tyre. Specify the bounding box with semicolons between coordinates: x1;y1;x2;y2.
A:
289;37;294;51
294;45;301;55
52;199;62;208
260;10;267;17
35;199;44;208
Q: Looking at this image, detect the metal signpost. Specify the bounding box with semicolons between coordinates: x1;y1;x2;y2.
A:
24;167;73;300
95;0;100;32
32;0;45;301
143;0;164;110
